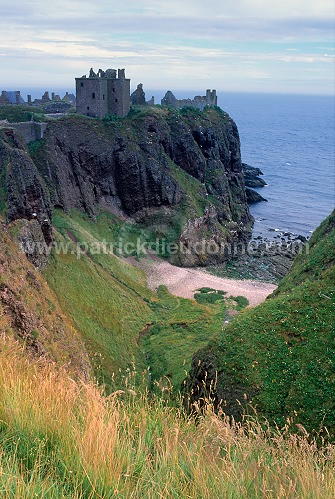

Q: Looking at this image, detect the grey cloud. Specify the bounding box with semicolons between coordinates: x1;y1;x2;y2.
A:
1;8;333;42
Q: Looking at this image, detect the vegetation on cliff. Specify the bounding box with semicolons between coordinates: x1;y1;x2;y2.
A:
185;209;335;436
1;106;334;496
0;104;45;123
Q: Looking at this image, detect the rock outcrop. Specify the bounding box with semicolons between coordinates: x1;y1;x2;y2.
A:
0;128;51;223
0;220;91;377
242;163;267;188
0;128;53;263
245;188;267;204
1;106;253;265
242;163;267;203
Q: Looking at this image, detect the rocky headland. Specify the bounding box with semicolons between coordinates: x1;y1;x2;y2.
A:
0;106;256;267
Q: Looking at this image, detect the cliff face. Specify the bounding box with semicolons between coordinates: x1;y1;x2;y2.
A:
0;218;91;378
0;107;253;265
0;128;51;223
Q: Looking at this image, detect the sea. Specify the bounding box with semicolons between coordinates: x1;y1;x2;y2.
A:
23;88;335;239
220;92;335;240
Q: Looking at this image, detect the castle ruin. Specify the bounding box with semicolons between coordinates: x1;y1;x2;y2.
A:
161;89;217;111
0;90;76;107
1;66;218;120
75;68;130;118
130;83;155;107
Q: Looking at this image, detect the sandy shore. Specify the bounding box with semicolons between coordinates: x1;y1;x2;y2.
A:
131;256;277;307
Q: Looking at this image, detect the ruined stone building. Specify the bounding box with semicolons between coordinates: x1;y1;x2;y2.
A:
1;67;217;119
75;68;130;118
161;89;217;111
0;90;25;105
0;90;76;108
130;83;155;106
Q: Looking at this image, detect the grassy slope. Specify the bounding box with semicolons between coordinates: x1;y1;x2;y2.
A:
142;285;226;391
44;210;154;385
196;209;335;433
0;217;90;378
44;210;226;389
0;208;334;497
0;336;334;498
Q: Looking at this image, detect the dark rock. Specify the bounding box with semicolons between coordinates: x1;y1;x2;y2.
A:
16;219;50;270
242;162;267;190
1;107;254;266
242;163;264;177
244;177;267;188
0;128;51;224
246;188;267;204
0;282;46;356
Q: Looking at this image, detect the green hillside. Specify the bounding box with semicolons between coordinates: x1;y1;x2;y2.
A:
185;209;335;436
0;179;335;497
43;210;227;389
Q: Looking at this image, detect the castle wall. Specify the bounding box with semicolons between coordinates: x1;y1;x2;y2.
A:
75;68;130;118
75;78;108;118
161;89;217;111
108;78;130;117
8;122;47;143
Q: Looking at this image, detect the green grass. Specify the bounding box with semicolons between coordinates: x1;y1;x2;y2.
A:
0;337;334;499
44;213;154;385
27;138;46;159
189;210;335;436
194;292;224;305
231;295;249;310
273;210;335;293
142;285;226;391
0;105;45;123
45;210;225;390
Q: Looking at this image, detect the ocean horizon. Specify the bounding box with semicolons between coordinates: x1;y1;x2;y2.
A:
221;92;335;239
12;88;335;238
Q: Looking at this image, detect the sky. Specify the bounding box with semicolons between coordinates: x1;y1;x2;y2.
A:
0;0;334;98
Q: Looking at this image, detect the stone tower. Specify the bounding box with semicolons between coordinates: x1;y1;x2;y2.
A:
75;67;130;118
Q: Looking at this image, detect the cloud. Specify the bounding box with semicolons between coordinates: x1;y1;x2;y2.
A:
0;0;333;94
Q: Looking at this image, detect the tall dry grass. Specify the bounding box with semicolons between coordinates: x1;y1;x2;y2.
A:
0;336;334;498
